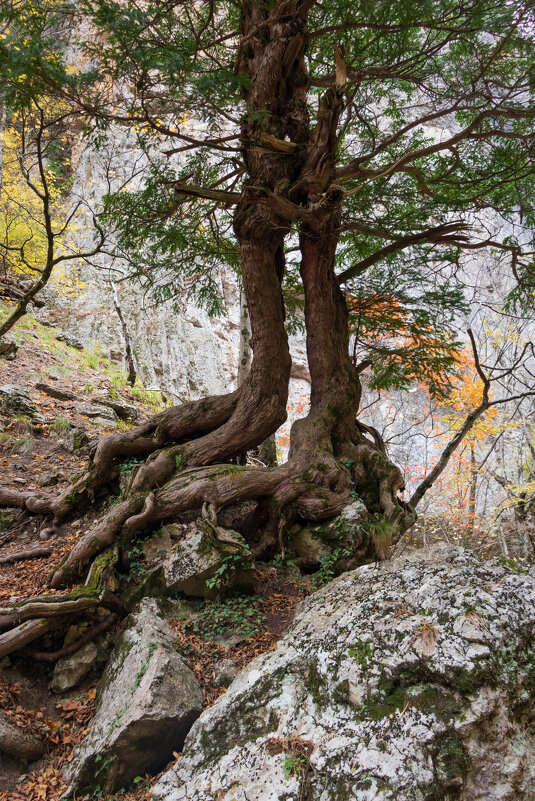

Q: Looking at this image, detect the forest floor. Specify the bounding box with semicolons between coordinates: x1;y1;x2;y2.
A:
0;305;312;801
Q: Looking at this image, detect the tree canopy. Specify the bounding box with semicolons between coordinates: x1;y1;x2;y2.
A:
2;0;534;357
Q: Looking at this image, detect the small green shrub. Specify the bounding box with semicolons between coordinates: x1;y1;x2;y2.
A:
187;596;266;642
118;456;145;475
11;436;33;454
52;364;72;377
312;547;351;588
52;417;71;433
282;752;307;780
86;343;105;370
205;552;248;590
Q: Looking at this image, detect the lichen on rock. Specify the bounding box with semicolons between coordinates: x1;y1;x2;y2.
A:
152;545;535;801
64;598;203;795
162;520;255;599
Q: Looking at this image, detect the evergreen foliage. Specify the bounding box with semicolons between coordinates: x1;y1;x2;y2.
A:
2;0;534;392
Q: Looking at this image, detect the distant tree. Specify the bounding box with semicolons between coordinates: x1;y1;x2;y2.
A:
1;0;535;654
0;97;107;337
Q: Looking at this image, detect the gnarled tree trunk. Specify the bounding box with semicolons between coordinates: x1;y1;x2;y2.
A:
0;0;413;658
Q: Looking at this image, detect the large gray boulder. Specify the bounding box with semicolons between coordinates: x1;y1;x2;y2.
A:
153;546;535;801
290;498;368;572
162;520;255;599
65;599;203;794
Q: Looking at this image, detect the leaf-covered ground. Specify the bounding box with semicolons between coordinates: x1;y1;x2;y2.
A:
0;303;309;800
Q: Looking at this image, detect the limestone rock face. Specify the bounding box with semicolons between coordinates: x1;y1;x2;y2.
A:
65;599;203;794
153;546;535;801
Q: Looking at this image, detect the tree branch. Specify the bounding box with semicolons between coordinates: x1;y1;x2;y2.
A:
173;181;240;204
337;222;469;284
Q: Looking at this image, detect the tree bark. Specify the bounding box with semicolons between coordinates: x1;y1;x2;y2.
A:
111;281;137;386
0;547;53;565
0;2;415;653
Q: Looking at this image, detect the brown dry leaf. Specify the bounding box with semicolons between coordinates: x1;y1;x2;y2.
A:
413;623;438;655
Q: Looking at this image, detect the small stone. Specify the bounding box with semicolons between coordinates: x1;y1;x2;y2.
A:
213;659;240;688
212;631;249;648
94;394;139;421
13;478;27;485
51;642;99;694
143;530;173;562
37;471;59;487
63;427;89;452
35;382;80;401
56;332;84;350
0;509;23;533
0;712;46;762
0;340;18;360
92;417;117;428
77;403;116;420
0;385;39;419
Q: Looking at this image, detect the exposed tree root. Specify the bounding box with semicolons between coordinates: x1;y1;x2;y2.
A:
27;613;118;662
0;391;240;529
0;547;53;565
0;433;410;656
0;618;57;660
0;488;53;515
0;546;120;657
0;368;413;662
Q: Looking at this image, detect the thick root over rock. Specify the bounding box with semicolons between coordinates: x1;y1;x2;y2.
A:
0;386;414;661
0;546;120;658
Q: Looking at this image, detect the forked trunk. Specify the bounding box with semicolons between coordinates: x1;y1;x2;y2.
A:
0;1;416;659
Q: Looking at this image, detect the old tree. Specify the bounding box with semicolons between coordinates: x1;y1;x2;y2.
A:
0;0;534;652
